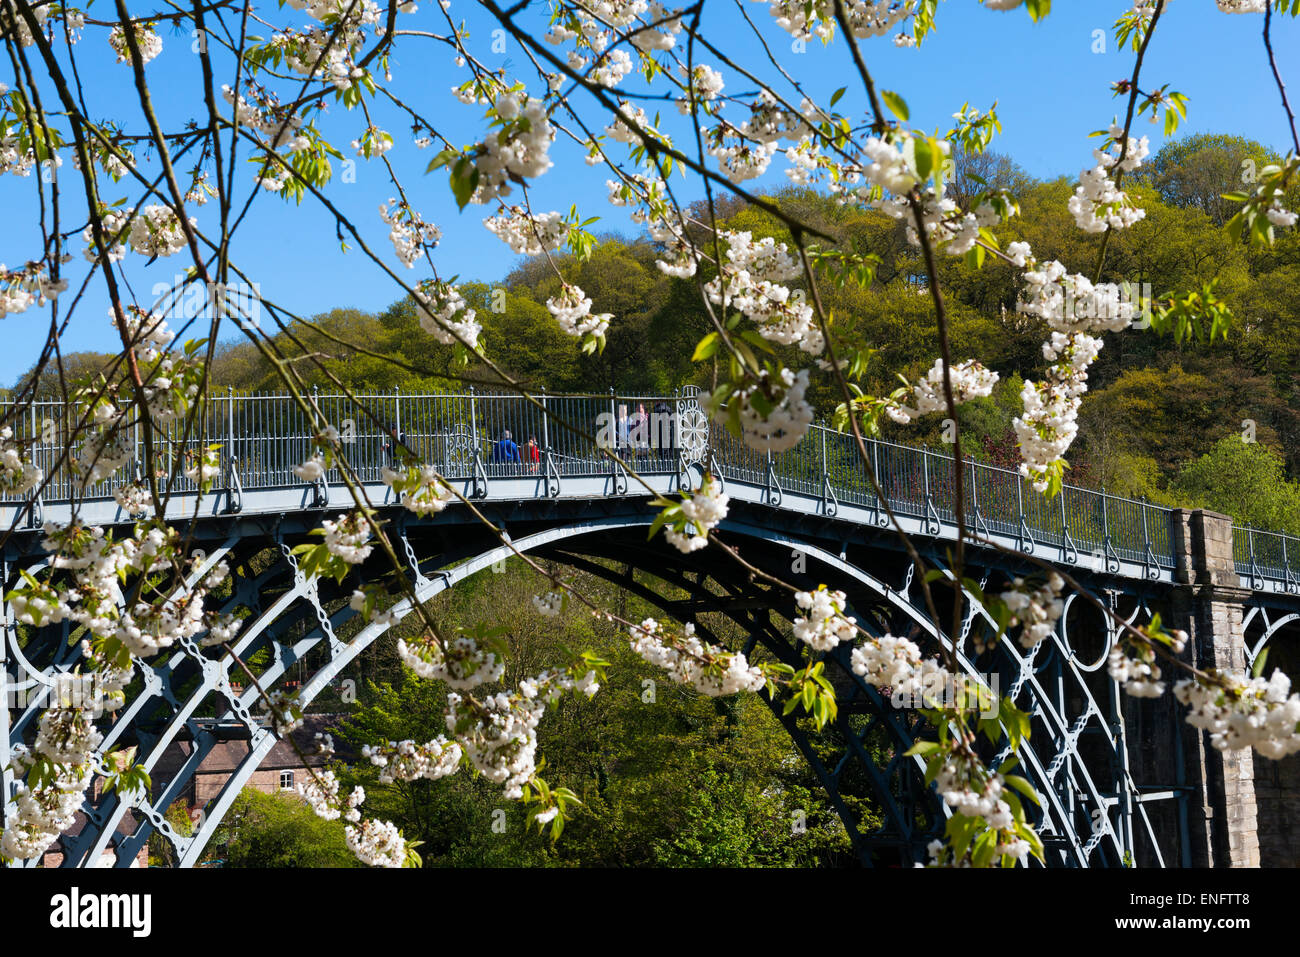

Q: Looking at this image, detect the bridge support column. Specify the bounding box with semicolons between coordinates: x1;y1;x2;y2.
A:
1168;508;1260;868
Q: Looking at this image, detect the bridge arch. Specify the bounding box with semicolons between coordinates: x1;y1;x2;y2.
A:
4;504;1175;868
3;384;1253;868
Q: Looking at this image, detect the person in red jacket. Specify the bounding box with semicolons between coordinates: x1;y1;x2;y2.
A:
525;436;541;472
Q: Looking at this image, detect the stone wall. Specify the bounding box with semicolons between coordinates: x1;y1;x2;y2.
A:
1166;509;1260;867
1253;753;1300;866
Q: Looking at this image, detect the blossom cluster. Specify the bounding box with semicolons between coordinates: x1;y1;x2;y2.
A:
705;96;821;185
1175;669;1300;758
886;358;999;425
1011;250;1144;491
379;198;441;267
1;519;234;861
0;425;43;494
362;737;463;784
220;83;312;189
1110;625;1188;700
413;280;482;350
298;768;364;823
353;125;393;159
108;22;163;64
113;480;154;516
628;618;767;696
465;93;556;204
792;586;858;652
321;512;374;564
445;688;543;800
273;0;401;93
765;0;913;44
677;63;725;113
346;818;409;868
222;82;309;152
545;0;683;83
382;463;457;515
183;446;221;487
0;2;51;49
0;261;69;317
999;573;1065;650
1067;124;1150;233
293;453;326;483
397;633;506;690
661;474;729;553
123;204;195;259
444;665;600;804
849;629;1028;859
1108;644;1167;698
1216;1;1267;14
546;284;613;340
81;208;129;264
484;207;567;255
704;231;824;356
1;715;98;861
0;123;49;178
711;367;815;455
296;766;414;869
349;587;400;627
532;592;564;616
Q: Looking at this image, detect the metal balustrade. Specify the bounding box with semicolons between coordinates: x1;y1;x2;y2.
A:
1234;525;1300;592
0;386;1261;583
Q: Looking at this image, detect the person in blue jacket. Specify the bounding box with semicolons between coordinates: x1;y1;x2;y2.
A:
490;430;520;464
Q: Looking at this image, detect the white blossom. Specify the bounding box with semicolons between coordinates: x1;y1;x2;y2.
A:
108;23;163;64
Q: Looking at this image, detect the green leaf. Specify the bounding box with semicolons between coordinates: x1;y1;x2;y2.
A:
913;137;934;181
426;148;458;173
882;90;909;122
449;157;478;210
1024;0;1051;21
1004;774;1042;807
692;331;721;361
1252;646;1270;679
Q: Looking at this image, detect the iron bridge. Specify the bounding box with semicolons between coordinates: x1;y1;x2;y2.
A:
4;387;1299;867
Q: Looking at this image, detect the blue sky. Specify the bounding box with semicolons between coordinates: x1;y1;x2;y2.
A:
1;0;1296;386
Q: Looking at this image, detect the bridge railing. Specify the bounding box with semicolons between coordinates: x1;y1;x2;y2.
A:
1233;525;1300;587
0;389;1183;571
779;424;1175;569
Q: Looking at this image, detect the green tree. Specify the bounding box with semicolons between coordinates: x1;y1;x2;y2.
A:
1169;435;1300;534
209;788;361;868
1140;133;1283;226
334;560;856;867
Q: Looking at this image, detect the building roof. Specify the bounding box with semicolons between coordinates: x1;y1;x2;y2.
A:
152;713;354;781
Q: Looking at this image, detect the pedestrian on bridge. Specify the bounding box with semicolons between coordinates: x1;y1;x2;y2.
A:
490;430;520;466
382;423;406;469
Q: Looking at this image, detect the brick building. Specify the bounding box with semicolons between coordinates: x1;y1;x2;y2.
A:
152;713;351;815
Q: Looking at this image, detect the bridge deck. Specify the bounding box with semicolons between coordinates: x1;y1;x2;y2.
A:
1;388;1293;593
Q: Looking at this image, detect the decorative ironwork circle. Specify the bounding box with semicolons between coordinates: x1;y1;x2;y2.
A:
677;387;709;464
442;421;476;474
